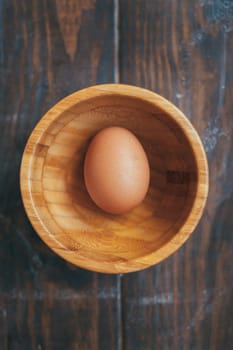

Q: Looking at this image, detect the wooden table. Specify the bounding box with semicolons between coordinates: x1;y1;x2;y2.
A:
0;1;232;349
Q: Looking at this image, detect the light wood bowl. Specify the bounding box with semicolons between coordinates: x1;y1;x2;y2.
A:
20;84;208;273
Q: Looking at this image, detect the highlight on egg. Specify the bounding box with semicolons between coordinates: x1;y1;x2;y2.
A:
84;126;150;214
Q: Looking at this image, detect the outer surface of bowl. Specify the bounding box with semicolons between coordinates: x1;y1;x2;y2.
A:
20;84;209;273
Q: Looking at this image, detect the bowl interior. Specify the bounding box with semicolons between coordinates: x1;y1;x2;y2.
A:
25;92;199;272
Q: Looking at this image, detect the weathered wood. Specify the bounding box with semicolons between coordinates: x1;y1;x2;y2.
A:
1;0;233;348
0;1;120;349
119;0;233;349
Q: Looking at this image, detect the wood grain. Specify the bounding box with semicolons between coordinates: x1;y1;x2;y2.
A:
20;84;208;273
120;0;233;349
0;1;121;349
1;0;232;348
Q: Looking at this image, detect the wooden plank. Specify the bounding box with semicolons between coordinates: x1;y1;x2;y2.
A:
0;1;121;349
119;0;233;349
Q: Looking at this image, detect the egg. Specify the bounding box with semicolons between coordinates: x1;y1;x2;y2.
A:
84;126;150;214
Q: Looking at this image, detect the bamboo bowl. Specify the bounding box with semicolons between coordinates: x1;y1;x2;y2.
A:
20;84;208;273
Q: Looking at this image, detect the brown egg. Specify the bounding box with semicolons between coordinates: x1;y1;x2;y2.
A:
84;126;150;214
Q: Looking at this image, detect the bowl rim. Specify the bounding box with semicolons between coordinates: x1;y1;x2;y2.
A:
20;84;209;273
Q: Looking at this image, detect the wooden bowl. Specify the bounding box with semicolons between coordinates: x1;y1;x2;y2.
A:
20;84;208;273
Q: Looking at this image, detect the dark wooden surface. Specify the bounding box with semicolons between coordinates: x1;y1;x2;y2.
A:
0;0;232;349
0;1;121;350
120;1;233;349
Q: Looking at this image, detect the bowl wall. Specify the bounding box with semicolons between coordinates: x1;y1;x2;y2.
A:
20;85;208;273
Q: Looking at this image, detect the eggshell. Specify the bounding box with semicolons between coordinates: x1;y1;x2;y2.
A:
84;126;150;214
